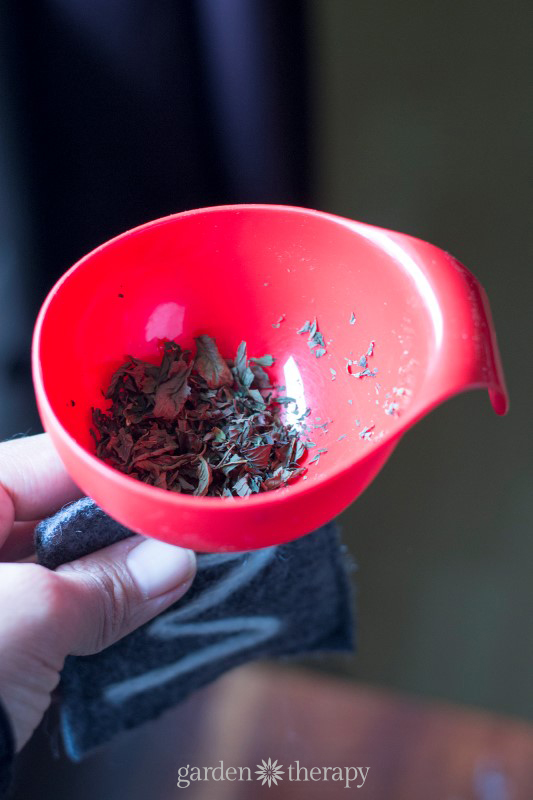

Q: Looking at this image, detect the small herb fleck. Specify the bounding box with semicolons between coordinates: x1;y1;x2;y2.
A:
359;424;375;440
352;368;378;379
313;420;331;429
274;396;297;405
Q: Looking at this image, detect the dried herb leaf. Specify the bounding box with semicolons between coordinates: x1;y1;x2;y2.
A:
250;363;271;388
234;340;248;381
194;457;212;496
233;475;252;496
153;361;192;419
250;354;275;367
194;335;233;388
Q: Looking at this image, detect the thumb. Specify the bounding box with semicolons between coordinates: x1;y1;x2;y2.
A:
53;535;196;655
0;537;195;751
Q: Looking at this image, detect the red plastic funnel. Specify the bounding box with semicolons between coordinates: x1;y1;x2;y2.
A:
32;205;508;552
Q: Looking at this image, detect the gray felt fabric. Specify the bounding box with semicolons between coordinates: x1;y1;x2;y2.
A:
34;498;355;761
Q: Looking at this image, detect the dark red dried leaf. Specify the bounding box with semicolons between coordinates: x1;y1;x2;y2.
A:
194;335;233;388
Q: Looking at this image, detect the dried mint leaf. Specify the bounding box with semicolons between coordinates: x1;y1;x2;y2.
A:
194;334;233;388
194;457;212;496
152;360;192;419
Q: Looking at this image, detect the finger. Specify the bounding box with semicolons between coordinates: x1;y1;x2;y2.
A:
0;434;83;545
53;536;196;655
0;521;38;562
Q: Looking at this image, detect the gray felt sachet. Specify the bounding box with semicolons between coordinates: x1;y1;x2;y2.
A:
34;498;355;761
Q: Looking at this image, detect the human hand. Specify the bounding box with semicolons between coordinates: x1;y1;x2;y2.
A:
0;434;196;752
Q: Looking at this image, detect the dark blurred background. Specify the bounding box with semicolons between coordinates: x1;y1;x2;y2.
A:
0;0;531;794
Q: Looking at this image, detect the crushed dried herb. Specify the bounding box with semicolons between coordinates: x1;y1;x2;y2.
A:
90;335;308;497
359;424;375;440
297;317;327;356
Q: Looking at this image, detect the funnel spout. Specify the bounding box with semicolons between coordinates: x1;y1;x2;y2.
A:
386;231;509;416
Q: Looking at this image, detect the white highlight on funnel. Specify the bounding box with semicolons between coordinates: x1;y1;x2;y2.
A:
145;302;185;341
283;356;307;425
341;220;444;349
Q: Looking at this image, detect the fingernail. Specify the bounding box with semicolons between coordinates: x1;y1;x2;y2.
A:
126;538;196;599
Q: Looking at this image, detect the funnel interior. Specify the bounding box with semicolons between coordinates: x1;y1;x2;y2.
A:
38;207;436;487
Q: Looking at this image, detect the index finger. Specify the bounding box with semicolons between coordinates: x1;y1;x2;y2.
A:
0;433;83;544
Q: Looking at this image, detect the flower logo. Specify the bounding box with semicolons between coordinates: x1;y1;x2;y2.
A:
255;758;285;787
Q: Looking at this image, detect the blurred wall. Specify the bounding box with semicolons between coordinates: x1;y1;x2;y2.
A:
307;0;532;720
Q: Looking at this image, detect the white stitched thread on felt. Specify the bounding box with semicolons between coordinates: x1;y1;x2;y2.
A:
152;546;276;628
103;616;281;705
102;547;279;705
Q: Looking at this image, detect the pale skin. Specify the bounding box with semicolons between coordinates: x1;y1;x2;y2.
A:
0;434;197;752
